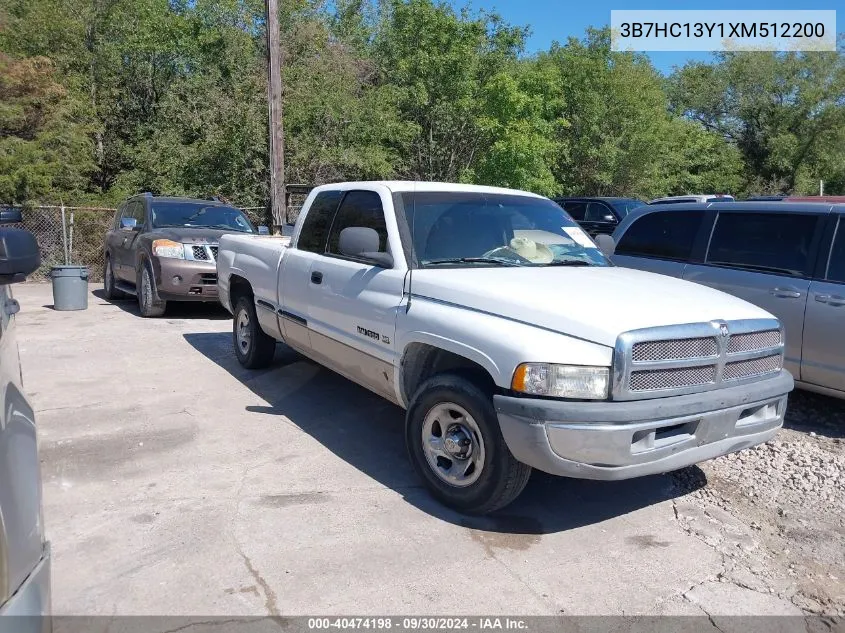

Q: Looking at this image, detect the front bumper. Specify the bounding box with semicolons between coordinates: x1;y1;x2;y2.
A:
495;370;793;480
0;542;51;628
154;258;218;301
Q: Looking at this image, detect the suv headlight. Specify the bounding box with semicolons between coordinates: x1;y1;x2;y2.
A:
512;363;609;400
152;239;185;259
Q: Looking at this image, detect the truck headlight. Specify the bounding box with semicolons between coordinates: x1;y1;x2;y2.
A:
511;363;609;400
152;239;185;259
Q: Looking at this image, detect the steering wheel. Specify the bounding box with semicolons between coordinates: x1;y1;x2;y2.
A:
482;246;530;263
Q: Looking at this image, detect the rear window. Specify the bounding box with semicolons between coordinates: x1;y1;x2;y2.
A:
828;218;845;283
706;212;821;277
616;210;704;261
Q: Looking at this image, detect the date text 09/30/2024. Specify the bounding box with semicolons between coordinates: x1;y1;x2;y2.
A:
308;618;528;630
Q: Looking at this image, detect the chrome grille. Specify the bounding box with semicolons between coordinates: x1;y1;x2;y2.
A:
613;319;784;400
727;330;781;354
192;245;210;261
724;355;782;381
632;337;717;362
630;366;716;392
210;246;219;260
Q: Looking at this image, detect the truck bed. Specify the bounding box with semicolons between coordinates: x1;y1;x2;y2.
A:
217;233;289;315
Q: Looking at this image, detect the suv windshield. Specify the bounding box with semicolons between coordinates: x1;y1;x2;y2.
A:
400;192;610;268
152;201;254;232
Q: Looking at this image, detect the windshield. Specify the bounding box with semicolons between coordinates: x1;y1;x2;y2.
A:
609;198;645;216
400;192;610;268
151;201;254;232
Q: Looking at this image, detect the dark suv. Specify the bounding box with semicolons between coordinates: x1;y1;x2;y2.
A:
103;194;258;317
553;197;644;236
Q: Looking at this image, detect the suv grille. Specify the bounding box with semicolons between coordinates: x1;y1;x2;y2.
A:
189;244;219;262
613;319;784;400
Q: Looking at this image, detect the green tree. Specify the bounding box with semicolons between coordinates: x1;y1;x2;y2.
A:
669;48;845;194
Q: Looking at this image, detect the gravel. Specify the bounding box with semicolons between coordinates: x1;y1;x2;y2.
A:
670;390;845;615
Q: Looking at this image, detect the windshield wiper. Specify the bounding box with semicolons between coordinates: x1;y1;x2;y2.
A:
542;260;592;267
424;257;520;267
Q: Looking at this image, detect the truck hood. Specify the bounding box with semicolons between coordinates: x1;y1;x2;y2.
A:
410;266;773;348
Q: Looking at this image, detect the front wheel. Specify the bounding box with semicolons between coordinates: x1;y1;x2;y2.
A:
138;263;166;318
405;374;531;514
103;256;127;300
233;295;276;369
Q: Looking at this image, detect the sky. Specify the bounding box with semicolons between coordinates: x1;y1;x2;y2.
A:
455;0;843;74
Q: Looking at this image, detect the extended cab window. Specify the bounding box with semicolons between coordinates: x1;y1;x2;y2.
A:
706;212;820;277
327;191;389;255
616;210;703;261
298;191;342;253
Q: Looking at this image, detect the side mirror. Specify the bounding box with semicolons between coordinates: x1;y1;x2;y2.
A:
0;228;40;285
602;214;616;223
120;217;138;230
338;227;393;268
0;208;23;224
594;234;616;257
257;225;270;235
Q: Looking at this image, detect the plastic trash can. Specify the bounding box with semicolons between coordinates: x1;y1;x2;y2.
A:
50;266;89;311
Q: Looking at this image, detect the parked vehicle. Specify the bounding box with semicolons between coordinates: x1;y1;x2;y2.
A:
103;194;262;317
649;195;735;205
606;201;845;398
553;197;644;236
217;182;793;514
0;210;51;626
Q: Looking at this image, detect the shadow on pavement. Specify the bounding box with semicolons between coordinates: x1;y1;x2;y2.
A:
183;331;705;534
92;288;231;320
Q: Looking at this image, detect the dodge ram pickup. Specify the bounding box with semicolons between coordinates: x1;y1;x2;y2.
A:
217;181;794;514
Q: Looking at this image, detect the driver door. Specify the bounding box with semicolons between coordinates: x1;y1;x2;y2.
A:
306;190;405;402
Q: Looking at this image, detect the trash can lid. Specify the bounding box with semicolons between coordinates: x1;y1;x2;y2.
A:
50;265;89;277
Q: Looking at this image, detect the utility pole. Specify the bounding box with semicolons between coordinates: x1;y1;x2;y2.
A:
266;0;285;230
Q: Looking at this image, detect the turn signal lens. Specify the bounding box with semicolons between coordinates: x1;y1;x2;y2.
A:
152;239;185;259
512;363;609;400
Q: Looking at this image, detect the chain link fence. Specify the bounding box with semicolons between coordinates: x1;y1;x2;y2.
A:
1;203;303;283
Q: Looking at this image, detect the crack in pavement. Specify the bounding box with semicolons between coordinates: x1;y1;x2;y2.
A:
157;618;258;633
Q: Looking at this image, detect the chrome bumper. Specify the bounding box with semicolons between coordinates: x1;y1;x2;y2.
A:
494;371;793;480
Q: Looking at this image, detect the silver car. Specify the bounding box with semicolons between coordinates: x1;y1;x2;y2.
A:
603;201;845;398
0;211;51;629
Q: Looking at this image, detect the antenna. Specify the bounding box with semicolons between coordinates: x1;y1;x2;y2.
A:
406;181;417;313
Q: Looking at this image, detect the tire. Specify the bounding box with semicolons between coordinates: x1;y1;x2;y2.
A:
138;262;166;318
405;373;531;515
103;256;127;300
233;295;276;369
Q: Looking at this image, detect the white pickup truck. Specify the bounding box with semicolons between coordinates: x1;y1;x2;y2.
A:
217;181;794;514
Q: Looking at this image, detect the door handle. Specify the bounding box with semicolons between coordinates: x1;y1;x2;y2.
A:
310;271;323;285
770;287;801;299
817;294;845;307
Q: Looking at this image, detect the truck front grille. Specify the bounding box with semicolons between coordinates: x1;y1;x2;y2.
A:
632;336;717;362
630;366;716;392
723;354;782;381
613;319;784;400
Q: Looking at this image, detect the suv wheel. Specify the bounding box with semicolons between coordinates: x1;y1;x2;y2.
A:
138;263;166;318
103;256;127;300
405;373;531;514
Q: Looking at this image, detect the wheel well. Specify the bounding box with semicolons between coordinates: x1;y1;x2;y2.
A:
401;343;495;404
228;274;253;310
